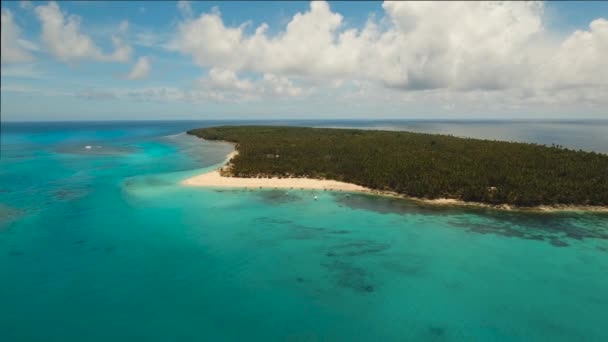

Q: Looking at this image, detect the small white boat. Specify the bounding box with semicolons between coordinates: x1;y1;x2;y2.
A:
84;145;92;149
314;195;318;200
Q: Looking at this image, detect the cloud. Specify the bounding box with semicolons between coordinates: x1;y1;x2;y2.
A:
260;74;304;97
170;2;349;79
170;0;608;98
5;0;605;117
0;83;69;96
376;1;546;90
134;32;162;47
118;20;129;34
19;0;33;10
76;89;117;100
75;86;194;103
177;1;193;18
546;18;608;88
0;63;44;78
1;8;34;64
127;56;151;80
106;36;133;62
75;68;306;104
16;38;40;52
196;68;305;100
0;84;36;93
133;29;172;49
203;68;253;91
34;1;132;63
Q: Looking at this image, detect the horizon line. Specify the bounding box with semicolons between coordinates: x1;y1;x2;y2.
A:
3;118;608;123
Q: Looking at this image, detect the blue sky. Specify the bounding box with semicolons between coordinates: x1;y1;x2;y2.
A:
1;1;607;121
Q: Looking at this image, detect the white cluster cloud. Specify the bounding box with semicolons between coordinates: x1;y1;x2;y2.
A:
170;1;608;99
34;1;132;63
171;2;350;79
377;1;546;90
3;0;607;116
127;56;151;80
196;68;304;99
546;18;608;88
203;68;254;92
1;8;35;63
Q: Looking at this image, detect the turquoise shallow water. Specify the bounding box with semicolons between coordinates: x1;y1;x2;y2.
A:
1;121;607;341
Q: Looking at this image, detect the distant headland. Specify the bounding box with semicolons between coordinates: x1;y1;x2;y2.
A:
185;126;608;211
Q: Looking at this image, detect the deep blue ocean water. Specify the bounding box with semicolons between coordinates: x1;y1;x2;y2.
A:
1;120;607;341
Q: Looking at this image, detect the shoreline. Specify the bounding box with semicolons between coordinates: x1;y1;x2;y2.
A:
182;141;608;213
182;170;369;192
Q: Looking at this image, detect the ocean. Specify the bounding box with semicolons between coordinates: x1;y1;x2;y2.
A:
1;120;607;341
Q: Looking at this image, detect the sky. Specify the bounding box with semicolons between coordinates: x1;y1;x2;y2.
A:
1;0;607;121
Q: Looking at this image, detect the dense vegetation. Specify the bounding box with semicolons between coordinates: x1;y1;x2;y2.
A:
188;126;608;207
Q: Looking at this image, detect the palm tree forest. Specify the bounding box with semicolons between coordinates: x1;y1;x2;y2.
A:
188;126;608;207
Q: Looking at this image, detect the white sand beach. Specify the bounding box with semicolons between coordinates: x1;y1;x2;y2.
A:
182;149;370;191
182;170;370;192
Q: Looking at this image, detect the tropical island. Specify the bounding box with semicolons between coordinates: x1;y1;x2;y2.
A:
185;126;608;209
